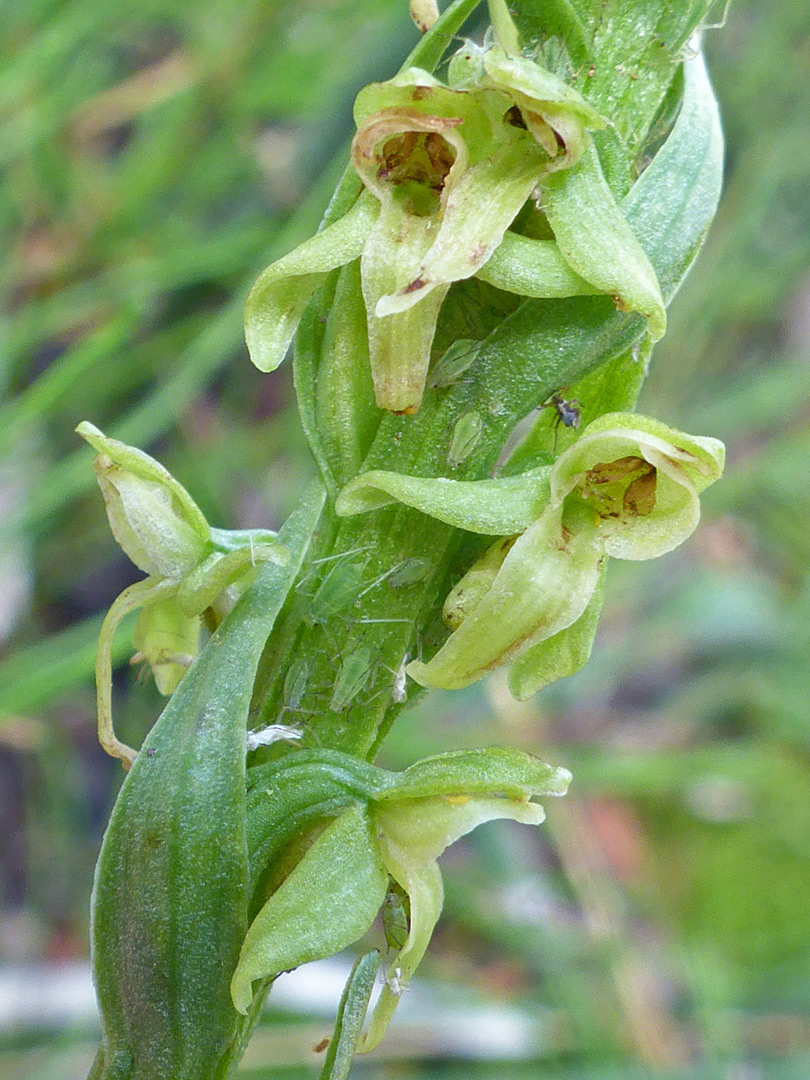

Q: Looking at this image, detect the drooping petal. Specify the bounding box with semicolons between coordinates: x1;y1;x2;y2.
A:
244;194;378;374
132;597;201;695
541;144;667;340
407;501;603;689
360;202;448;412
363;792;548;1050
507;562;607;700
336;465;551;535
231;803;388;1014
360;856;442;1054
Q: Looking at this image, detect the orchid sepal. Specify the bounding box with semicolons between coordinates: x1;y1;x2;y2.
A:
244;194;378;374
407;500;603;689
336;465;551;535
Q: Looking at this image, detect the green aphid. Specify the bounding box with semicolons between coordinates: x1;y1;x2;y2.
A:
386;557;432;589
429;339;481;389
310;559;366;622
447;411;484;469
329;645;375;713
282;659;310;712
382;880;410;953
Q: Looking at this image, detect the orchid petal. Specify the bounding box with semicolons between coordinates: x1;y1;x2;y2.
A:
336;465;551;535
363;793;547;1050
541;144;667;340
244;194;378;374
507;563;607;699
132;598;201;696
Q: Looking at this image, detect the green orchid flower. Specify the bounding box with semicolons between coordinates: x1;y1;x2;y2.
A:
244;42;611;415
448;40;667;340
78;422;288;767
335;413;724;698
232;746;571;1050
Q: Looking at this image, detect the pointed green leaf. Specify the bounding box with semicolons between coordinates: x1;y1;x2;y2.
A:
91;481;324;1077
232;804;388;1014
626;51;724;300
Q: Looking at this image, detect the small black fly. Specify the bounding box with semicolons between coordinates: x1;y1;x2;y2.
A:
542;392;581;449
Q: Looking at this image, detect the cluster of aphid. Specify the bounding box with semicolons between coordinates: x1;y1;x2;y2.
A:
427;332;580;460
247;550;432;750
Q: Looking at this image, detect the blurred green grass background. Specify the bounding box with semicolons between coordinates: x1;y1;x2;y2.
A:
1;0;809;1077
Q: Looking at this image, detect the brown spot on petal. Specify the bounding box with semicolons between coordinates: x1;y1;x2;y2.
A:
403;276;427;295
412;85;431;101
313;1039;330;1054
